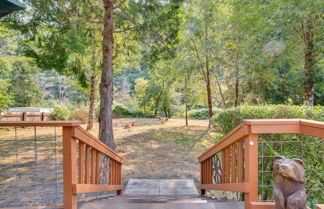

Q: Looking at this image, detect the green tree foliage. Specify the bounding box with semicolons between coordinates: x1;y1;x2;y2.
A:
135;60;176;117
0;24;42;109
0;60;12;110
214;0;324;106
0;0;323;142
8;61;42;107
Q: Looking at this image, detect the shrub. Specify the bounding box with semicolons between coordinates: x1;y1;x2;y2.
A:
129;110;154;118
112;104;154;118
212;105;324;202
69;107;88;124
187;108;221;119
51;104;69;120
113;104;131;117
187;109;208;119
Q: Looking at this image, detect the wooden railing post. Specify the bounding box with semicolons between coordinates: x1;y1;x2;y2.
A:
200;159;212;195
21;112;26;121
63;127;77;209
117;162;122;195
200;162;206;195
41;112;45;121
244;134;259;209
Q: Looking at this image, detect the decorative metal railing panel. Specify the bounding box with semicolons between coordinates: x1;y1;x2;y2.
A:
0;126;63;208
211;153;222;184
258;133;324;203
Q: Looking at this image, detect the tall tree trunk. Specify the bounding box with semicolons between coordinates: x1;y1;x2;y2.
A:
206;71;213;128
163;106;168;117
234;66;240;107
205;15;213;128
99;0;116;149
154;91;163;117
303;17;315;106
87;71;97;131
214;72;227;109
184;77;188;126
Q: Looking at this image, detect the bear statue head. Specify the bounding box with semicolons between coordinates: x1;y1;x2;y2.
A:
273;156;306;184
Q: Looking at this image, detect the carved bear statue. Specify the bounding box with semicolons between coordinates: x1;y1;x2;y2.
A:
273;156;306;209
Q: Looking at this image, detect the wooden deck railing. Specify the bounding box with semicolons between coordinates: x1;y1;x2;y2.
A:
1;112;51;121
198;119;324;209
0;121;123;209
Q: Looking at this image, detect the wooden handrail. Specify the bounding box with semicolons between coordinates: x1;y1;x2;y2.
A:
0;121;123;209
198;119;324;209
72;126;123;163
198;123;249;162
62;125;123;209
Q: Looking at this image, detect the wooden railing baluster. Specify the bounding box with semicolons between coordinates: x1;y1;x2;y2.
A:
238;139;243;183
110;160;115;185
91;149;96;184
85;145;90;184
232;143;237;183
221;150;224;183
79;142;84;184
96;151;100;184
225;147;230;183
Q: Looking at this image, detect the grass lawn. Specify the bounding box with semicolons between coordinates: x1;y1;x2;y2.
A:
84;118;218;184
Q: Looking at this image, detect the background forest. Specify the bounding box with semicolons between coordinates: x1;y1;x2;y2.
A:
0;0;323;126
0;0;323;204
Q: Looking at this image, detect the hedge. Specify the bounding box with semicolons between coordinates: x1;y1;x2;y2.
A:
187;108;221;119
212;105;324;134
113;104;154;118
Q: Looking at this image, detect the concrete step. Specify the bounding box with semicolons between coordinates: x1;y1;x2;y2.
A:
79;202;217;209
89;195;208;204
124;179;199;196
78;202;244;209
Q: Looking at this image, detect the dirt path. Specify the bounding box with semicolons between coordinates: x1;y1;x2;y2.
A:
85;118;218;184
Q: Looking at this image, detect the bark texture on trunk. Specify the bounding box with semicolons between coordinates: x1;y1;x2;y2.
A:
303;17;315;106
234;66;240;107
206;70;213;128
154;90;163;117
87;71;97;131
99;0;116;149
205;16;213;128
215;72;226;109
